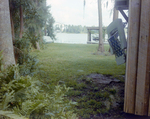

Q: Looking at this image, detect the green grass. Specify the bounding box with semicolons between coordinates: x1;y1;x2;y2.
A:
32;43;126;118
33;43;125;82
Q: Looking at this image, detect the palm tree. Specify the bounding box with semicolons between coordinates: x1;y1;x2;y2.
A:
84;0;105;52
98;0;104;52
98;0;117;52
103;0;118;52
0;0;15;68
19;2;23;39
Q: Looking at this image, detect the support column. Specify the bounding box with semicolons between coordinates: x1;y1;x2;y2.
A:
124;0;150;116
135;0;150;116
124;0;141;114
87;29;91;42
113;8;118;21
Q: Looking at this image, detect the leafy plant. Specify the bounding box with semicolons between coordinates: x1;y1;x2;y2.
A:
14;34;40;76
0;61;77;118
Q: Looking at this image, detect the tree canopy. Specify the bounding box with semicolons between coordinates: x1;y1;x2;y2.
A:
9;0;55;41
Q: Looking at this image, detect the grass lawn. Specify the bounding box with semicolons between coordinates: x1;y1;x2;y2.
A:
32;43;126;118
34;43;125;80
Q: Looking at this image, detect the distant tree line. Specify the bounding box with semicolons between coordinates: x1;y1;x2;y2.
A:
63;25;87;33
54;24;87;33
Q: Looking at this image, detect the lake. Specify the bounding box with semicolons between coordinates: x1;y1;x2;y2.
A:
54;33;88;44
44;33;108;44
44;33;99;44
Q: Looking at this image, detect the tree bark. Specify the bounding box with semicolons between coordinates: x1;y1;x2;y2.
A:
0;0;16;68
19;5;23;39
98;0;104;52
10;11;15;41
35;0;41;50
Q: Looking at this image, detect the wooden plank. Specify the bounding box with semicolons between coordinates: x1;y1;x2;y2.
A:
87;30;91;42
113;8;118;21
148;29;150;116
124;0;141;114
135;0;150;116
86;27;99;30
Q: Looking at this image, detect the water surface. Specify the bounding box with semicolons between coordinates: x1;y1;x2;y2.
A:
54;33;88;44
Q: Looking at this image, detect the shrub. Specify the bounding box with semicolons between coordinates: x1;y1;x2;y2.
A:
0;65;77;119
14;34;40;76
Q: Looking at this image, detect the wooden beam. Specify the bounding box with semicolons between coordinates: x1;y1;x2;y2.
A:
135;0;150;116
113;8;118;21
124;0;141;114
87;30;91;42
86;27;99;30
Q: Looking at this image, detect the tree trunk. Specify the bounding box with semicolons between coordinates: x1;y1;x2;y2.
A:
35;29;41;51
35;0;41;50
19;5;23;39
0;0;16;68
10;11;15;41
98;0;104;52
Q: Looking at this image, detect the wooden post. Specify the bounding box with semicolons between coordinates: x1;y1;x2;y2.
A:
87;30;91;42
135;0;150;116
124;0;141;114
113;8;118;21
124;0;150;116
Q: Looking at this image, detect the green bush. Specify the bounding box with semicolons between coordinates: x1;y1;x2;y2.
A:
14;34;40;76
0;64;77;119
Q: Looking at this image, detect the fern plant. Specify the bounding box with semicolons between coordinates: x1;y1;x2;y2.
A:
0;64;77;119
13;84;77;119
14;34;40;77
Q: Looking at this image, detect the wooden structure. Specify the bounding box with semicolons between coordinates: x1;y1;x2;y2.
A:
115;0;129;22
124;0;150;116
86;27;99;44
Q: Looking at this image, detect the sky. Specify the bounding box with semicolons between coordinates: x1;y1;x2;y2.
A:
47;0;123;27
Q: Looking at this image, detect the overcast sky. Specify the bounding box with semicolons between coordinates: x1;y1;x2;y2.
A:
47;0;115;27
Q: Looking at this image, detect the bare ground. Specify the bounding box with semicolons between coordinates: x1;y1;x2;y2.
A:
74;74;150;119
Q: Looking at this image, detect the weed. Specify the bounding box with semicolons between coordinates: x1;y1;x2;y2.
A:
94;102;103;109
109;89;117;95
66;80;78;88
88;99;96;106
97;108;108;114
78;109;91;118
94;87;99;91
102;92;110;99
75;83;87;90
95;92;103;99
85;78;92;84
67;90;82;97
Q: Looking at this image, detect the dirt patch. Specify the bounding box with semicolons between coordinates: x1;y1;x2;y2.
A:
87;74;120;84
67;74;150;119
